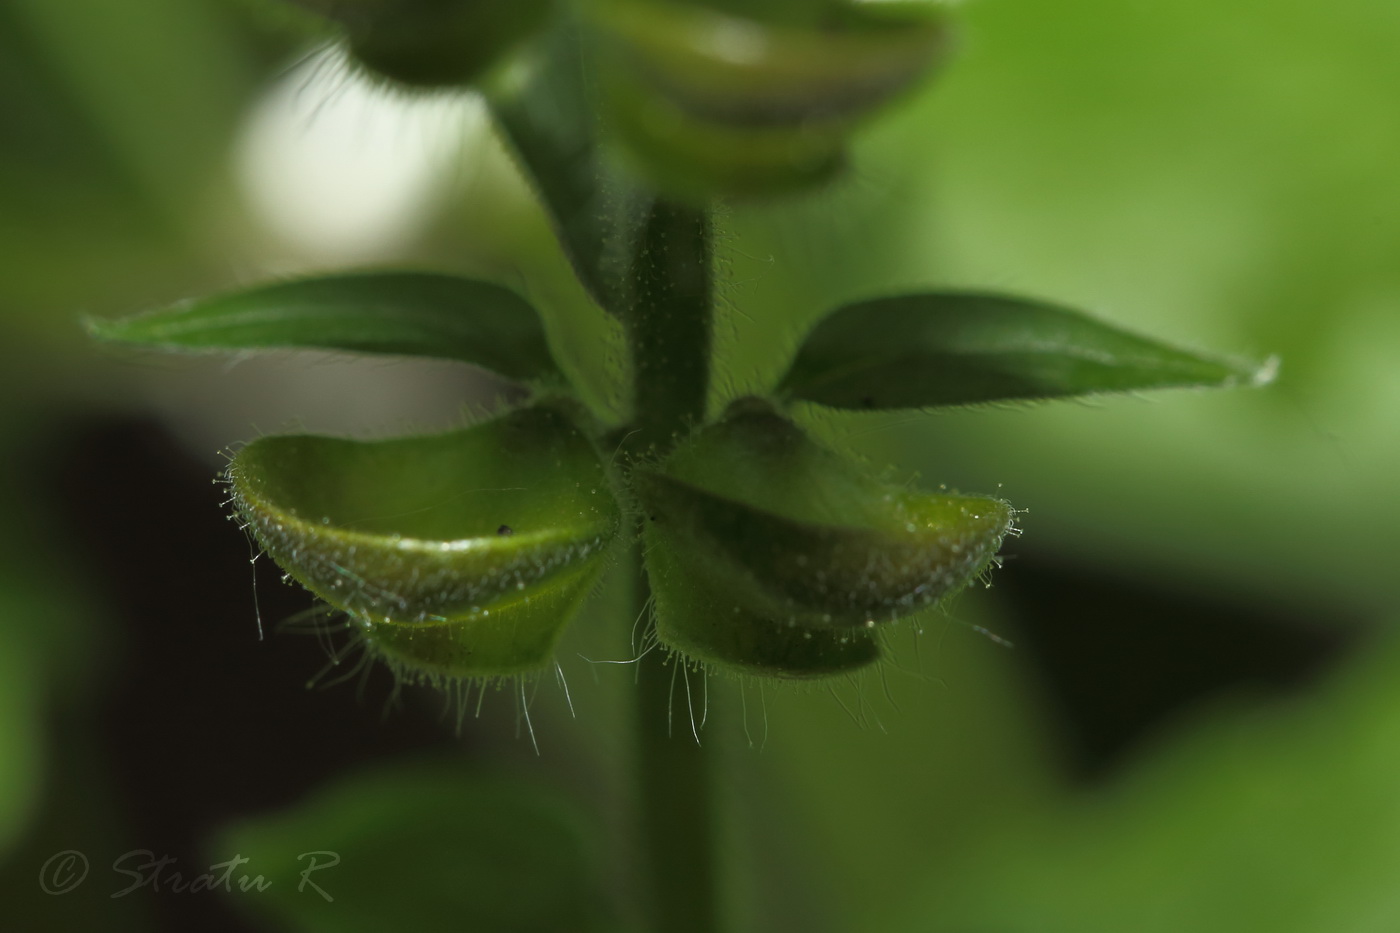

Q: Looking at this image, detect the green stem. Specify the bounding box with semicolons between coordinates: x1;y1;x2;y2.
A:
626;201;713;454
634;558;719;933
624;199;718;933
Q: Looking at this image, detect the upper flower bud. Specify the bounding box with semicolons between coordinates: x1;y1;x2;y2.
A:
289;0;554;88
584;0;954;199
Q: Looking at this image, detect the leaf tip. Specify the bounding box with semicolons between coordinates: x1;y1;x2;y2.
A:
81;314;118;342
1248;354;1281;388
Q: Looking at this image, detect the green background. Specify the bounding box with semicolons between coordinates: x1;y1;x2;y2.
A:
3;0;1398;930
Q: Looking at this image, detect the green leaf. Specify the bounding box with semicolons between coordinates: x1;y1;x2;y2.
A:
228;401;621;676
780;292;1276;410
484;22;653;318
87;271;563;385
218;762;624;933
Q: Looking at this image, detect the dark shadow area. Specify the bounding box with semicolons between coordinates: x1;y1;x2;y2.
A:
997;549;1366;782
31;416;465;932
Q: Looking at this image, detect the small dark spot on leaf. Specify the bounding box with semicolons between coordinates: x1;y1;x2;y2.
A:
497;524;514;536
860;395;876;408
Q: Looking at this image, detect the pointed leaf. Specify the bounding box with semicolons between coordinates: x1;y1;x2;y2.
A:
87;271;563;384
228;402;621;675
780;292;1276;410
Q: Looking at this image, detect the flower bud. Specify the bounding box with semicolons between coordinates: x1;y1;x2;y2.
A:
290;0;553;88
584;0;953;198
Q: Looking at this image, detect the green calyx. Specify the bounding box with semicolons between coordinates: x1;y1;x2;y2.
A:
637;399;1013;677
359;562;604;679
584;0;953;199
644;519;882;680
228;401;621;675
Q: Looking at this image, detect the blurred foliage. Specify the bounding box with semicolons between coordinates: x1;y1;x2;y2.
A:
219;761;626;933
2;0;1398;930
718;0;1400;623
885;626;1400;933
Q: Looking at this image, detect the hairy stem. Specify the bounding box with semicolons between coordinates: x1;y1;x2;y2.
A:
626;201;713;454
624;199;718;933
